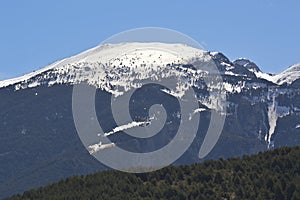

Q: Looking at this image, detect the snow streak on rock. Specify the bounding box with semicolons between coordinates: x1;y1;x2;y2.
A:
99;121;150;137
88;142;116;155
266;97;278;149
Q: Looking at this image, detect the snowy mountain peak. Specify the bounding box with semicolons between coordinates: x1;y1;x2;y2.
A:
273;62;300;85
233;58;261;73
0;42;208;90
209;52;231;64
0;42;299;92
0;42;220;98
209;52;259;78
233;58;276;83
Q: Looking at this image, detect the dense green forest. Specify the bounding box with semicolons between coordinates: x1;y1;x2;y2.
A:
6;146;300;200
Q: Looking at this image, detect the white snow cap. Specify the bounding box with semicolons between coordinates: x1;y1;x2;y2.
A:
272;62;300;85
0;42;299;89
0;42;207;89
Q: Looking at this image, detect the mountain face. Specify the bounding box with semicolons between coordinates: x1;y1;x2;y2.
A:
272;62;300;86
0;42;299;198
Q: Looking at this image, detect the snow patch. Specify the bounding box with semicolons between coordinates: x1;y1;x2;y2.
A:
189;108;206;120
254;71;275;83
273;62;300;85
161;88;184;98
99;121;150;137
266;97;290;148
266;101;278;148
88;142;116;154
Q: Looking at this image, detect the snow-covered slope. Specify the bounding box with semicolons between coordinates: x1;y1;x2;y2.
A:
272;62;300;85
233;58;275;82
0;42;222;99
234;58;261;72
0;59;68;88
209;53;256;78
1;42;299;91
0;43;208;90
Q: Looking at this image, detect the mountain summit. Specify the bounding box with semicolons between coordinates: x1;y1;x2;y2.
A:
1;43;299;92
0;43;207;90
233;58;261;73
272;62;300;85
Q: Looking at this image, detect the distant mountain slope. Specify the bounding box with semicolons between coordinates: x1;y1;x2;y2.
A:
0;42;299;199
6;146;300;200
0;43;208;91
272;62;300;85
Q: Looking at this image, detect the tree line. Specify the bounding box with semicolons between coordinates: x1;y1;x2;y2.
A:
7;146;300;200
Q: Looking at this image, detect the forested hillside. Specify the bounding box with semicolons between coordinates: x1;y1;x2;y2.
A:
7;146;300;200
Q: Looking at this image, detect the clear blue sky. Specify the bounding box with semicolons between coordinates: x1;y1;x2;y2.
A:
0;0;299;80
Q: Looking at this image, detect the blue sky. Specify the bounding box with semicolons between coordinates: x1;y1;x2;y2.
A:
0;0;299;80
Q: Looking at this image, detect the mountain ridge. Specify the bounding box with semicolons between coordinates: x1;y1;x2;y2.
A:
0;42;299;90
0;42;299;199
